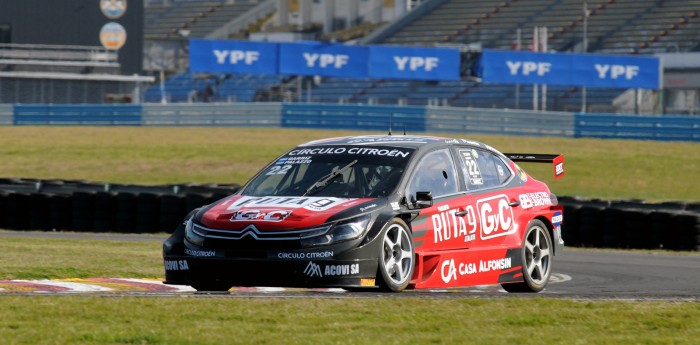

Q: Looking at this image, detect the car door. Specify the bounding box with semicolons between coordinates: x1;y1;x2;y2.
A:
454;146;524;250
405;148;472;253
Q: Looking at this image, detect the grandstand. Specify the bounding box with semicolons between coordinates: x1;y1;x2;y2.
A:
0;43;153;104
143;0;700;115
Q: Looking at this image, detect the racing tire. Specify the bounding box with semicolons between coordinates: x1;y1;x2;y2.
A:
502;219;553;293
377;218;415;292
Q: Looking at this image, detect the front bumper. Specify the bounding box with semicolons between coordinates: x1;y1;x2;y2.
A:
163;255;379;288
163;225;382;289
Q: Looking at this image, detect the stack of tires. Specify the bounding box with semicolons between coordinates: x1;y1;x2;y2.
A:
559;197;700;251
0;179;240;234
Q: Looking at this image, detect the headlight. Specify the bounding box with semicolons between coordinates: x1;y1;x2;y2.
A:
300;215;371;248
184;218;204;246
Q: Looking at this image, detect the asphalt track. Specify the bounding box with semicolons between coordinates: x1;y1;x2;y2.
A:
1;231;698;300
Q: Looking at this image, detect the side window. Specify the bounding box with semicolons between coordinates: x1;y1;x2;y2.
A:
458;148;511;190
406;149;459;199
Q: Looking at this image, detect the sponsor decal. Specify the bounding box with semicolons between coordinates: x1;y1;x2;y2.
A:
477;194;516;240
555;162;564;176
276;156;312;165
228;196;348;211
445;139;460;144
552;212;563;227
460;150;483;185
303;261;360;277
360;204;377;212
514;163;528;182
460;139;482;146
275;251;334;260
288;147;410;158
184;248;216;257
325;264;359;276
230;209;291;222
390;202;400;211
518;192;552;209
440;257;512;283
99;22;127;50
164;260;189;271
345;136;431;144
432;204;476;243
360;278;376;287
304;262;323;277
100;0;127;19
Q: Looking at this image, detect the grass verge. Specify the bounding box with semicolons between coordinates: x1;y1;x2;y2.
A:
0;296;697;345
0;126;698;201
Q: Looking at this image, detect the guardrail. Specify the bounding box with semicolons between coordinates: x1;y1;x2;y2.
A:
143;103;282;126
575;113;700;141
14;104;141;126
281;103;426;132
1;103;698;141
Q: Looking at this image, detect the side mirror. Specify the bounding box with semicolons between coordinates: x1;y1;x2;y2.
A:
415;191;433;209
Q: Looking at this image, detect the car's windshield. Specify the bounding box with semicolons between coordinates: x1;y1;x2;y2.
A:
243;145;415;198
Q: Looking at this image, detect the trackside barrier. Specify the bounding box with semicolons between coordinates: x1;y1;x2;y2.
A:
0;179;698;250
13;104;141;125
574;113;700;141
426;107;575;137
2;102;700;141
142;103;282;126
281;103;426;132
0;178;240;233
0;104;13;125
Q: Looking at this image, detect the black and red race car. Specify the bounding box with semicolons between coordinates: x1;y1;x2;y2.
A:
163;135;565;292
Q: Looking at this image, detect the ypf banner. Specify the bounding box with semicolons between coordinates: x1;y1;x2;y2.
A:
279;41;369;78
478;49;661;89
189;39;278;74
369;45;460;81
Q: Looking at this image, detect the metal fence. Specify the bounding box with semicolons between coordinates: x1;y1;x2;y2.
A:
2;102;698;142
426;107;575;137
142;103;282;126
575;113;700;142
281;103;426;132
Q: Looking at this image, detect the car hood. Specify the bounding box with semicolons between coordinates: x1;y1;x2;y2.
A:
198;195;376;231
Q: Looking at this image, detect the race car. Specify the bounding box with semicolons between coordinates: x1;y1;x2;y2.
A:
163;135;565;292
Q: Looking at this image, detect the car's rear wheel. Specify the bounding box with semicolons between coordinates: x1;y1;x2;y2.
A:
502;219;553;293
377;218;415;292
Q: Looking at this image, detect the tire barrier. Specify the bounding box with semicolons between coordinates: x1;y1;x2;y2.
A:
0;179;697;250
0;179;241;234
558;197;700;251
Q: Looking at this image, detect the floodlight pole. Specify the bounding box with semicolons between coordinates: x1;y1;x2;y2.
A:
581;2;589;113
533;26;539;111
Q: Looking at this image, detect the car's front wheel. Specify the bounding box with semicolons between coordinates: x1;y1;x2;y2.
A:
502;219;553;293
377;218;415;292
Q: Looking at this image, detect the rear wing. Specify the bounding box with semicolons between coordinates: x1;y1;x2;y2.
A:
504;153;565;179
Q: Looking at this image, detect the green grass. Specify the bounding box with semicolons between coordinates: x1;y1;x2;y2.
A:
1;127;698;344
0;296;697;345
0;126;698;201
0;234;164;280
0;234;698;344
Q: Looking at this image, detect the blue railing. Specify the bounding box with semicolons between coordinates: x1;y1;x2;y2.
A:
574;113;700;142
3;103;699;142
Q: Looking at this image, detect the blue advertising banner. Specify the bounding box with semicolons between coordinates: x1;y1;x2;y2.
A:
478;49;661;89
279;41;369;78
189;39;278;74
369;46;460;81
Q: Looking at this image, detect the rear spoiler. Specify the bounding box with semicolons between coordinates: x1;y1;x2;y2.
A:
504;153;565;179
